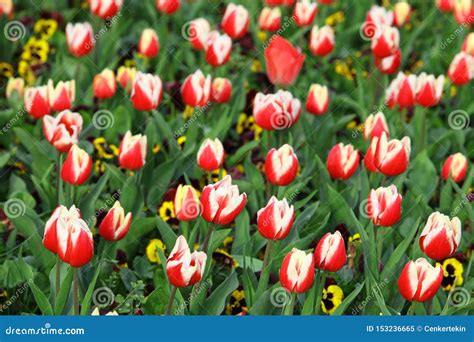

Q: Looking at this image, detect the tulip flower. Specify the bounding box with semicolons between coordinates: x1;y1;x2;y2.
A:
265;144;299;186
419;212;461;261
174;185;200;221
93;68;116;99
116;66;136;91
259;7;281;32
266;0;295;5
280;248;315;293
393;1;411;27
43;205;81;254
367;185;402;227
257;196;294;240
201;175;247;225
436;0;454;12
181;69;211;107
293;0;318;27
363;112;389;140
46;205;93;267
0;0;13;16
326;143;360;180
130;72;163;111
264;36;305;86
441;153;468;183
6;77;24;99
210;77;232;104
186;18;211;50
375;49;401;75
371;26;399;58
90;0;123;19
448;52;473;85
61;144;92;185
462;32;474;56
118;131;147;170
386;72;417;109
43;110;83;152
221;3;249;39
99;201;132;241
166;235;207;287
415;73;444;107
453;0;472;24
24;86;50;119
364;133;411;176
363;6;393;39
398;258;443;302
196;138;225;172
305;83;329;115
156;0;180;14
138;28;160;58
205;31;232;67
309;25;335;57
48;80;75;112
66;22;94;57
314;231;347;272
253;90;301;130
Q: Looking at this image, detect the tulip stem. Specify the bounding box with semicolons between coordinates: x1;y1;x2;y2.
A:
314;271;327;315
283;293;296;316
165;286;177;315
73;268;79;315
55;257;61;304
377;228;385;272
407;301;416;316
255;240;274;298
426;299;433;315
57;153;63;206
202;223;214;254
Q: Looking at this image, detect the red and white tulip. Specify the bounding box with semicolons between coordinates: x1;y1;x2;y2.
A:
280;248;315;293
116;66;136;91
181;69;211;107
326;143;360;180
24;86;50;119
61;144;92;185
305;83;329;115
368;185;402;227
90;0;123;19
253;90;301;130
364;111;389;140
130;72;163;111
393;1;411;27
309;25;335;57
48;80;75;112
419;212;461;261
205;31;232;67
313;231;347;272
257;196;295;240
265;144;299;186
174;185;200;221
259;7;281;31
43;110;83;153
211;77;232;104
371;26;399;58
398;258;443;302
196;138;225;172
441;153;468;183
448;52;473;86
375;49;401;74
66;22;94;57
99;201;132;241
293;0;318;27
221;3;250;39
138;28;160;58
364;132;411;176
93;68;116;99
415;73;444;107
186;18;211;50
118;131;147;170
156;0;180;14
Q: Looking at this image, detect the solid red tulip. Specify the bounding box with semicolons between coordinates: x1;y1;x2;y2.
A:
419;212;461;261
210;77;232;104
415;73;444;107
448;52;473;85
253;90;301;130
305;83;329;115
441;153;468;183
367;185;402;227
181;69;211;107
205;31;232;67
130;72;163;111
43;110;83;152
90;0;123;19
257;196;294;240
99;201;132;241
166;235;207;287
314;231;347;272
280;248;315;293
293;0;318;27
364;132;411;176
264;36;305;86
259;7;281;32
156;0;180;14
398;258;443;302
61;144;92;185
138;28;160;58
363;112;389;140
66;22;94;57
24;86;50;119
201;175;247;225
326;143;360;180
48;79;75;112
93;68;116;99
196;138;225;172
309;25;335;57
265;144;299;186
221;3;249;39
118;130;147;170
174;185;200;221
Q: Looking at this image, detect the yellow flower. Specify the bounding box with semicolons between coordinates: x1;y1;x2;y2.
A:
177;135;186;148
0;62;13;78
325;11;345;27
437;258;463;291
257;31;267;43
159;201;175;222
23;37;50;63
152;144;161;154
93;137;119;159
236;113;262;140
34;19;58;40
251;59;262;73
349;233;361;243
94;160;105;174
226;289;247;315
321;285;344;315
183;105;194;119
214;248;238;268
450;86;457;97
124;59;136;68
146;239;166;264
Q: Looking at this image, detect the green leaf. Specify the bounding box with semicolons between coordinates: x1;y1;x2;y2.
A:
54;266;74;315
332;282;365;316
203;271;238;315
80;266;101;315
29;281;54;315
